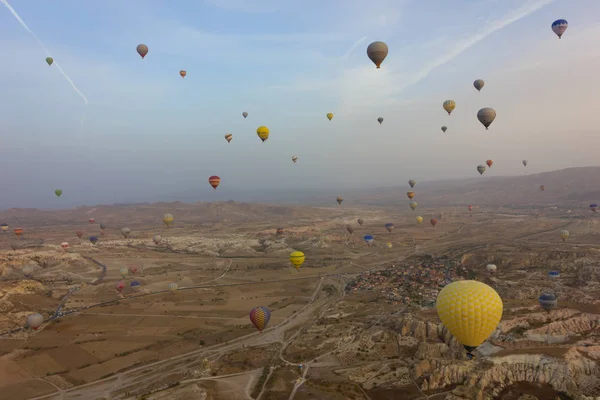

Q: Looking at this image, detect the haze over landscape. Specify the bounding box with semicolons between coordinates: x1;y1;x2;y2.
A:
1;1;600;400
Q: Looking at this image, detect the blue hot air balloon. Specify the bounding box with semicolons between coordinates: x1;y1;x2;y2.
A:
384;223;394;233
538;293;557;312
548;271;560;279
590;204;598;213
89;236;98;245
130;281;141;288
551;19;568;39
364;235;374;246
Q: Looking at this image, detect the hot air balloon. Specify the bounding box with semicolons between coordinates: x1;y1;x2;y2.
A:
55;189;63;197
548;271;560;279
560;230;570;242
10;243;20;251
242;112;248;119
292;156;298;163
290;251;305;270
89;236;98;245
410;201;418;211
179;70;186;78
477;165;487;175
326;113;334;121
357;218;364;225
408;180;416;188
169;282;179;292
163;213;174;227
76;230;84;239
60;242;69;251
377;117;384;124
225;133;233;143
366;41;388;69
153;234;162;245
364;235;374;246
89;218;95;224
336;197;343;205
22;264;35;278
129;266;138;275
136;44;148;59
45;57;53;66
276;227;284;235
27;313;43;330
14;228;23;237
121;227;131;238
386;242;393;249
249;306;271;332
1;224;7;232
443;100;456;115
430;218;438;227
522;160;528;167
119;267;129;278
551;19;568;39
346;225;354;234
130;281;141;288
406;191;415;200
539;293;557;312
477;107;496;130
486;264;497;273
209;175;221;190
416;216;423;224
441;126;447;133
590;204;598;213
468;205;473;212
486;160;493;168
256;126;269;142
385;223;394;233
473;79;485;92
116;281;125;292
436;280;502;357
100;223;107;230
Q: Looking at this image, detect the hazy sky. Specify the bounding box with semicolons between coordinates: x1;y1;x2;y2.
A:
0;0;598;208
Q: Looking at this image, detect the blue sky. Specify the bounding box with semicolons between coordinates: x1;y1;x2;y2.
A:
0;0;598;208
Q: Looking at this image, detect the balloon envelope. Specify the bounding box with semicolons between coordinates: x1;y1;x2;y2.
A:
45;57;53;66
163;213;174;227
477;107;496;130
209;176;221;190
539;293;557;312
357;218;364;225
136;44;148;58
408;180;416;188
242;112;248;118
366;41;388;68
477;165;487;175
27;313;44;330
289;251;305;269
552;19;568;39
473;79;485;91
249;306;271;332
441;126;447;133
377;117;384;124
436;281;502;352
55;189;62;197
256;126;269;142
443;100;456;115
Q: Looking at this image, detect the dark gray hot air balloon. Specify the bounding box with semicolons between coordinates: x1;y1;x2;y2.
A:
477;107;496;130
441;126;447;133
473;79;485;92
522;160;528;167
538;293;557;312
100;223;107;230
136;44;148;59
357;218;364;225
242;112;248;118
346;225;354;234
377;117;384;124
477;165;487;175
408;180;416;188
366;41;388;69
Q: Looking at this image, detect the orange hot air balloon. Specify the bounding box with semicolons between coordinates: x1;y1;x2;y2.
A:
430;218;438;227
14;228;23;237
180;70;186;78
406;191;415;200
468;205;473;212
209;176;221;190
540;185;545;191
486;160;493;168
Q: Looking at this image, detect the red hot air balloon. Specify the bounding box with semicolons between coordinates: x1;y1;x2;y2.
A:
209;176;221;190
116;281;125;292
14;228;23;237
540;185;545;191
430;218;438;227
89;218;95;224
468;205;473;212
486;159;493;168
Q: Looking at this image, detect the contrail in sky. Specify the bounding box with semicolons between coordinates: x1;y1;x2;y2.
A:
343;36;368;59
1;0;89;127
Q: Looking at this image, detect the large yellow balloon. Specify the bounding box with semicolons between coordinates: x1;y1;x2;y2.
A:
163;213;174;227
289;251;305;270
326;113;334;121
257;126;269;142
436;280;503;351
443;100;456;115
416;216;423;224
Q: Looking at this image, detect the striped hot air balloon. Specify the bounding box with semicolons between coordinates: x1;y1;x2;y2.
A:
249;306;271;332
209;176;221;190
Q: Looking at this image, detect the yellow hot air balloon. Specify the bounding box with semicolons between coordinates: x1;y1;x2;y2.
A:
224;133;233;143
163;213;174;227
416;216;423;224
289;251;305;270
326;113;334;121
257;126;269;142
436;280;503;356
386;242;393;249
443;100;456;115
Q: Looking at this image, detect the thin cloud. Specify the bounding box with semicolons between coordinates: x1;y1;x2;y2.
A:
343;36;368;60
0;0;88;106
394;0;556;93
